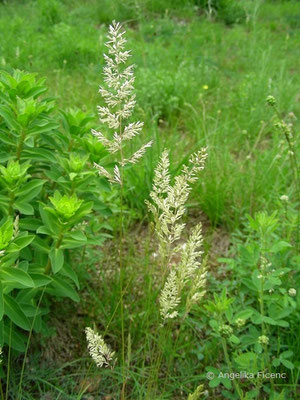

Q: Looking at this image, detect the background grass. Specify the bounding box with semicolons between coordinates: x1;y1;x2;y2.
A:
1;0;300;398
1;0;299;229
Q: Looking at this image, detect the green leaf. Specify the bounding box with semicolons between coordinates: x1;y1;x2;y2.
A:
36;226;53;235
0;282;4;320
60;239;87;249
241;278;258;292
59;263;79;289
281;359;294;370
251;311;263;324
262;316;277;325
8;234;35;251
209;378;221;388
19;218;42;231
275;320;289;328
0;252;19;268
234;352;258;371
50;276;79;302
4;324;26;352
234;309;253;321
225;306;233;322
270;241;292;253
20;303;41;317
0;131;15;146
15;288;38;303
49;247;64;274
22;148;57;163
30;273;52;287
0;104;20;131
0;267;34;287
39;203;60;235
68;201;93;225
252;271;263;291
222;377;232;390
31;236;50;253
0;320;3;347
0;218;13;250
15;179;45;201
281;351;293;359
4;294;31;330
18;261;29;271
272;358;280;367
264;276;282;290
69;231;87;242
209;319;219;330
229;335;240;344
14;200;34;215
27;86;48;98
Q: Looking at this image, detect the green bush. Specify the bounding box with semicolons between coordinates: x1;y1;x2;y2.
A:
0;69;110;352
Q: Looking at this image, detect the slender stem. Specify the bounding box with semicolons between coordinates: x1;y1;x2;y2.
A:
5;321;12;400
44;231;64;274
67;138;74;153
119;183;126;400
0;379;4;400
274;108;300;250
221;337;244;400
147;231;174;396
17;288;46;400
8;192;15;216
259;277;265;337
257;237;274;394
146;322;171;399
78;277;133;399
77;363;94;400
119;116;126;399
44;258;51;275
80;245;86;264
16;130;26;161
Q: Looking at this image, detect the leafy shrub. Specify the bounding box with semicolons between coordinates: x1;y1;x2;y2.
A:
207;211;299;397
0;69;110;351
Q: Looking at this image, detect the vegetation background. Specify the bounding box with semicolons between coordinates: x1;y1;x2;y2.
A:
0;0;299;399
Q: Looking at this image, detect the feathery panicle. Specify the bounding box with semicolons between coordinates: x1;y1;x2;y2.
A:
186;264;207;312
92;21;152;185
122;121;144;140
93;162;112;181
182;148;208;183
85;327;115;368
177;223;204;288
121;140;153;166
113;164;122;185
147;148;207;253
152;149;171;195
159;270;180;320
147;148;208;321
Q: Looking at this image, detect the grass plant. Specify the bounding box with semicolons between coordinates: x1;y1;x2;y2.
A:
0;0;299;399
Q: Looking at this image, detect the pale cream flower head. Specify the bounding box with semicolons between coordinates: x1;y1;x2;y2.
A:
288;288;296;297
92;21;152;185
85;327;115;368
280;195;289;202
147;148;208;322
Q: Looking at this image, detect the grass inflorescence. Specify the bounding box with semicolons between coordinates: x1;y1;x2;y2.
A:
0;1;299;399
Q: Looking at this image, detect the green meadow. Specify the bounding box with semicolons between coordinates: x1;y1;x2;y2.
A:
0;0;299;398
